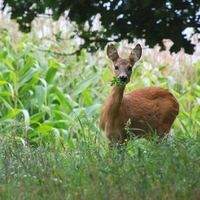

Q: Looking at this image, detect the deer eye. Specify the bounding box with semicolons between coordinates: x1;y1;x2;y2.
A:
115;66;119;70
128;66;132;71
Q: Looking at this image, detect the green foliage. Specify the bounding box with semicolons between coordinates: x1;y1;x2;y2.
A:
2;0;200;53
0;16;199;148
110;76;127;87
1;127;200;199
0;27;104;147
0;12;200;200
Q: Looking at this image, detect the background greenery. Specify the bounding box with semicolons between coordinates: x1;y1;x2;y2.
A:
0;10;200;200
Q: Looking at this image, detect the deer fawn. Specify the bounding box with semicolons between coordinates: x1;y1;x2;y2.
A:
100;43;179;145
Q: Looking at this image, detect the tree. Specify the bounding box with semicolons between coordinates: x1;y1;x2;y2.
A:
2;0;200;54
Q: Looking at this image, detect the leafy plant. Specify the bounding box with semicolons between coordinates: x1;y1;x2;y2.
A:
0;10;199;148
110;76;127;87
0;9;200;200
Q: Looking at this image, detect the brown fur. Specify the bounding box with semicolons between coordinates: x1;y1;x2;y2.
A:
100;44;179;145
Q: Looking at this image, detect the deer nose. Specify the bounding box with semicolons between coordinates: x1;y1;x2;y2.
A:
119;75;128;82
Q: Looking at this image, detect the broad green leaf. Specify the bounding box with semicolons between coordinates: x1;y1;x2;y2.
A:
85;103;101;117
0;81;7;85
0;91;12;97
52;110;77;124
49;86;73;111
19;67;38;88
2;58;14;70
36;124;53;132
18;76;38;95
0;108;21;122
65;94;79;107
36;85;46;108
18;58;38;76
45;67;58;83
30;112;45;122
7;82;15;98
41;120;70;129
49;59;65;69
73;72;100;95
16;42;24;50
20;109;30;131
159;66;167;71
82;90;92;106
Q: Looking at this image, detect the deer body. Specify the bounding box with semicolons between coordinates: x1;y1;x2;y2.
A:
100;44;179;144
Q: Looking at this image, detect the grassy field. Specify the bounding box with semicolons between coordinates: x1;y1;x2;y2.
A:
0;12;200;200
1;132;200;200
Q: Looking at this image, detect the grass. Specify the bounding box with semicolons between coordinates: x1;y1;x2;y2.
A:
0;9;200;200
1;125;200;200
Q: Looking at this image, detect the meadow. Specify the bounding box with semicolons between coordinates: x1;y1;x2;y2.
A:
0;11;200;200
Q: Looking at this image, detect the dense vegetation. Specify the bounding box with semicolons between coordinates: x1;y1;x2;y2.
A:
0;12;200;200
3;0;200;53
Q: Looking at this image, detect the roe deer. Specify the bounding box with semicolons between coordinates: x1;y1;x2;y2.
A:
100;43;179;145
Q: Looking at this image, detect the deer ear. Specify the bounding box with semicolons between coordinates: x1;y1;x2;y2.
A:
130;44;142;63
106;44;119;62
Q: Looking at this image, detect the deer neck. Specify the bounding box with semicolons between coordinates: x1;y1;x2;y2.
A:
100;84;126;131
105;84;125;116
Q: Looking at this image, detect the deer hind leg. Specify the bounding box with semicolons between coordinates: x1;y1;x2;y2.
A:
106;131;125;145
157;108;178;139
157;123;173;139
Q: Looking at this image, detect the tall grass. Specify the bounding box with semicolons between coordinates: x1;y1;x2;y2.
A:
1;125;200;200
0;10;200;200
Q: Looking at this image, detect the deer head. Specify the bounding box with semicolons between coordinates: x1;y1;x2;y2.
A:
107;44;142;84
